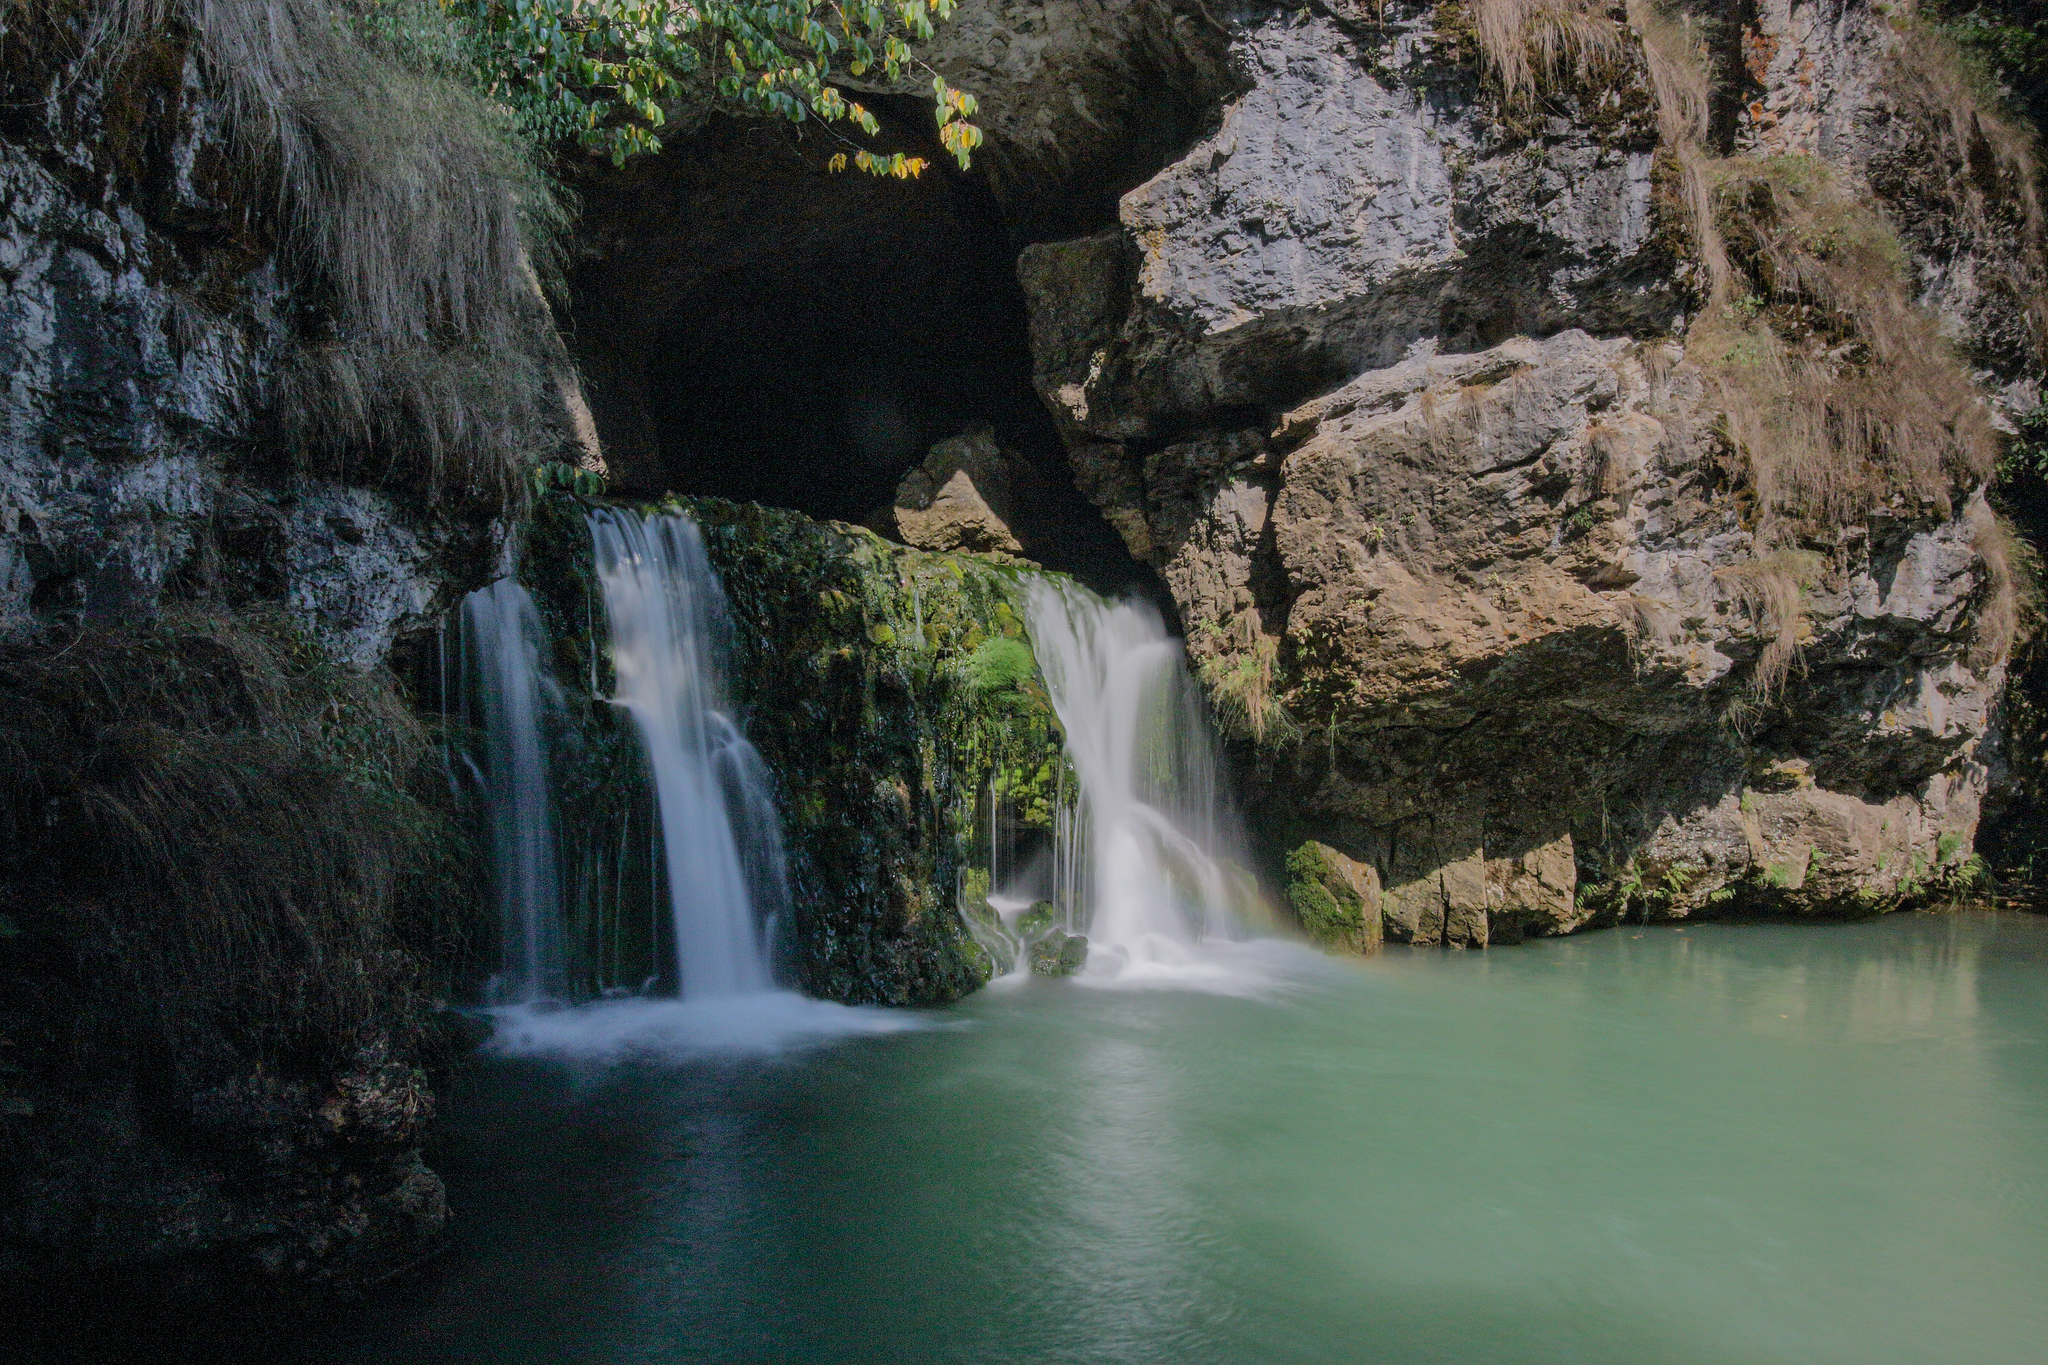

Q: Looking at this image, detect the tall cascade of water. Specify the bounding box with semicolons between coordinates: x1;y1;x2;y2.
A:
462;579;566;1002
588;507;789;1000
1024;579;1252;981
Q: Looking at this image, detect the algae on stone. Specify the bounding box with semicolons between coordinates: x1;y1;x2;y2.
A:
1284;840;1383;954
518;490;1072;1006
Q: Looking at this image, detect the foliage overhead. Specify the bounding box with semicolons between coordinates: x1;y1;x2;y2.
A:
1929;0;2048;131
380;0;984;170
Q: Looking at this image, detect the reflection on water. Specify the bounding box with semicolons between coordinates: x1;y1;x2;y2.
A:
299;913;2048;1364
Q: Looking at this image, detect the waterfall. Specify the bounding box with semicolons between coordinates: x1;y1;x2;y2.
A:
588;507;788;1000
462;580;566;1003
1024;580;1253;983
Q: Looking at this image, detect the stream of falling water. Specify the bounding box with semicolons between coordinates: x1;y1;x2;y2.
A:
487;508;914;1059
587;506;783;999
461;579;565;1004
1023;579;1267;988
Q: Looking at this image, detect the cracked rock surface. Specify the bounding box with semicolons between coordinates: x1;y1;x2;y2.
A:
1014;0;2020;941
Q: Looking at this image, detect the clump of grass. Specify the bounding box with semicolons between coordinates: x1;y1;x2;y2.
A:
69;0;574;513
1713;549;1822;698
1195;611;1297;745
1628;0;1721;269
1969;502;2039;668
0;609;479;1084
1696;155;1999;531
1467;0;1630;104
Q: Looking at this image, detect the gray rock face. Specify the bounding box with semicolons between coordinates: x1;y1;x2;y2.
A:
1021;7;1678;444
1122;12;1652;334
0;100;504;666
1014;0;2023;940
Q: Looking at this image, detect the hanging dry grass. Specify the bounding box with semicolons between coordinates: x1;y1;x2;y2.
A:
0;610;478;1079
1712;549;1822;698
277;332;566;511
1441;0;2037;687
1697;156;1999;529
58;0;571;513
1196;611;1296;745
1969;503;2038;669
1627;0;1723;286
1467;0;1629;104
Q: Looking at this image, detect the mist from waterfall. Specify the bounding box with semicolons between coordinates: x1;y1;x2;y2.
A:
587;507;787;1000
1023;579;1263;987
462;579;567;1004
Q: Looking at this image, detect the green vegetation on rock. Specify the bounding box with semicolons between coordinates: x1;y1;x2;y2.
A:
1284;841;1381;954
518;489;1072;1005
371;0;983;171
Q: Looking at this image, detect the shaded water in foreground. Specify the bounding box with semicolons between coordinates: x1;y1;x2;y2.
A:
329;912;2047;1365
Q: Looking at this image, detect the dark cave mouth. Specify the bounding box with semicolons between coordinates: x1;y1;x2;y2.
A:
563;114;1154;597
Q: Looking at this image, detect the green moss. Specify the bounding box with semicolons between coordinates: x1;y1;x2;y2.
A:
1027;929;1089;977
965;636;1037;692
518;490;1072;1006
1017;901;1061;938
1284;841;1377;952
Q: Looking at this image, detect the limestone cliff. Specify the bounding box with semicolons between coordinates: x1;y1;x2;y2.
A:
2;0;2042;1312
991;0;2042;941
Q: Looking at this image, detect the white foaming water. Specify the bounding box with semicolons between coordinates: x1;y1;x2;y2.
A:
462;580;565;1003
1024;579;1272;991
589;507;788;1000
484;994;932;1063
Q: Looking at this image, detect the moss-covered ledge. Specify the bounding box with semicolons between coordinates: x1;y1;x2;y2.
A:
519;490;1068;1006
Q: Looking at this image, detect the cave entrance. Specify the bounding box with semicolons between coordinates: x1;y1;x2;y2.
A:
563;112;1145;594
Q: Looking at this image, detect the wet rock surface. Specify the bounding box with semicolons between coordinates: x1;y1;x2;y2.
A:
1028;928;1090;976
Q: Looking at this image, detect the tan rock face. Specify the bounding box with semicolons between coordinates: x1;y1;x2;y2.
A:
1014;2;2011;945
893;429;1027;557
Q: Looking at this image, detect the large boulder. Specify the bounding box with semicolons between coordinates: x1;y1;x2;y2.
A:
893;428;1028;557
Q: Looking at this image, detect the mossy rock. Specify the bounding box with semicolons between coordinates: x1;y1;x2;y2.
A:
1285;840;1383;954
1017;900;1061;938
1028;929;1089;977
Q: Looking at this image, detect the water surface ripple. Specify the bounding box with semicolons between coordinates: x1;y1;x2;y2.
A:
328;912;2048;1365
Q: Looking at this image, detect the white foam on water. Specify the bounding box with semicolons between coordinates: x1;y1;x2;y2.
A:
1070;936;1343;997
484;992;931;1063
